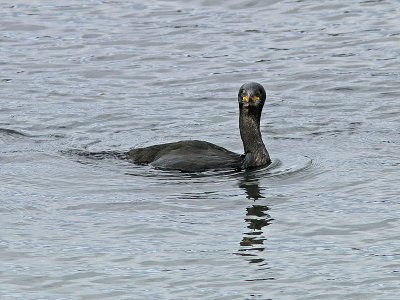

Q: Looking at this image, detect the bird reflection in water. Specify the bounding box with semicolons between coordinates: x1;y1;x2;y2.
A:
236;172;273;266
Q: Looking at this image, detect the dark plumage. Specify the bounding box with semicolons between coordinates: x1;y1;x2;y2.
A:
127;82;271;172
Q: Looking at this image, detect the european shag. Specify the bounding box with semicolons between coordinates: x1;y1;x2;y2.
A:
127;82;271;172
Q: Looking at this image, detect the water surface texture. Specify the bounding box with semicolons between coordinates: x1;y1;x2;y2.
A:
1;0;400;299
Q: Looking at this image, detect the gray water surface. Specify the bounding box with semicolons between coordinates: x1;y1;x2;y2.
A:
1;1;399;299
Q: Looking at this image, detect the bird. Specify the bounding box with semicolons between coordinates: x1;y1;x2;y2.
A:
127;82;271;172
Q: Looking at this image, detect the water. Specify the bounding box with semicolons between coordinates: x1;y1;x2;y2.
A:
1;0;399;299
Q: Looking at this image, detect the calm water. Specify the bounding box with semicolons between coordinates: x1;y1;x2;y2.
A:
1;0;399;299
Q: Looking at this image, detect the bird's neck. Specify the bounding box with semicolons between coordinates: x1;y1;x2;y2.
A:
239;108;270;168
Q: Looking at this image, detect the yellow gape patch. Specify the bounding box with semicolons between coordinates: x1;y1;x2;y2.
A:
242;95;260;102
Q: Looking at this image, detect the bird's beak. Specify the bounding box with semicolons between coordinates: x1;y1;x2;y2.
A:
242;95;261;107
242;95;260;103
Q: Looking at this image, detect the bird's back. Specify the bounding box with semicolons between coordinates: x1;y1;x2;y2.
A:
127;140;242;172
